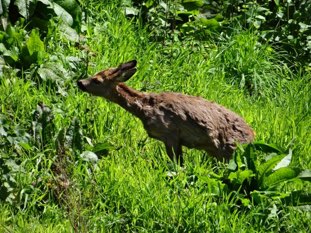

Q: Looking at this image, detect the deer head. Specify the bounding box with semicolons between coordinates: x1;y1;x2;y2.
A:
77;60;137;98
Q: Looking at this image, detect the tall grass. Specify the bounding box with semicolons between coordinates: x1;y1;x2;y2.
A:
0;1;310;232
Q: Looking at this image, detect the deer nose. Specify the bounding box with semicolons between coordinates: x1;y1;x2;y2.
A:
77;80;87;92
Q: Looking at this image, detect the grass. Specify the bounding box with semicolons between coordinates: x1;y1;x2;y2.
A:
0;1;311;232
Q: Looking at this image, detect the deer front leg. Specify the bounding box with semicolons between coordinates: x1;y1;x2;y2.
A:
164;139;183;166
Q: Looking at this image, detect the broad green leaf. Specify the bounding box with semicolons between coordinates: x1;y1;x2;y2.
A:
54;0;82;30
37;66;58;81
59;23;79;41
253;21;261;29
5;159;20;171
228;158;237;171
14;0;32;18
93;142;114;157
80;151;98;163
251;190;290;204
182;0;204;11
299;22;309;33
295;205;311;211
6;25;25;46
18;142;32;151
204;178;226;195
0;125;7;136
26;29;45;56
271;191;291;201
125;7;139;16
258;154;286;179
298;170;311;181
255;15;266;21
262;167;299;190
240;197;251;207
242;144;256;172
159;1;168;12
251;190;269;204
273;149;292;171
228;169;254;186
52;2;73;26
3;48;19;63
228;171;237;180
144;0;154;8
252;141;283;153
0;0;10;15
37;62;67;81
198;18;219;28
54;0;77;12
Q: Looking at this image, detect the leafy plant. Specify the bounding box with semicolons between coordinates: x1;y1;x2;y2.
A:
202;0;311;68
0;113;32;204
0;21;83;95
32;102;55;149
125;1;310;68
0;153;21;203
238;0;311;68
0;25;46;69
225;142;311;206
0;0;82;32
0;0;83;78
125;0;223;42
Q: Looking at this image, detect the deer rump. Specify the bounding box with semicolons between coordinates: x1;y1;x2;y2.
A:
139;92;254;161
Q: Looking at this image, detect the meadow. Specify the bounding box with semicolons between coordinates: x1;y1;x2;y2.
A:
0;1;310;232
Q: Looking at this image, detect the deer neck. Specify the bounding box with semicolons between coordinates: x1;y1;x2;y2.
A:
110;83;146;118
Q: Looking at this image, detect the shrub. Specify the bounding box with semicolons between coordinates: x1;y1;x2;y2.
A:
125;0;311;68
0;0;82;32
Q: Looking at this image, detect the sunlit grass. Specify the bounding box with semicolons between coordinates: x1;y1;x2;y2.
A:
0;0;310;232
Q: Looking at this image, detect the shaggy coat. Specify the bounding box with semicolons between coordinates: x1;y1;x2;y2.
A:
77;60;255;164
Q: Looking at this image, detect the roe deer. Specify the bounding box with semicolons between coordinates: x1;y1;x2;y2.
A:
77;60;255;165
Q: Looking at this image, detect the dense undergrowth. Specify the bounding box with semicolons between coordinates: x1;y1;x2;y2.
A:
0;0;310;232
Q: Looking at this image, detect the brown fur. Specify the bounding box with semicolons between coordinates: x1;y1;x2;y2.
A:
77;60;255;164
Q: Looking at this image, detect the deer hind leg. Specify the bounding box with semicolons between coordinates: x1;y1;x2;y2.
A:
164;139;183;166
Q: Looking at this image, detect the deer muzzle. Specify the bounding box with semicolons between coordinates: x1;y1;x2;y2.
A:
77;80;88;92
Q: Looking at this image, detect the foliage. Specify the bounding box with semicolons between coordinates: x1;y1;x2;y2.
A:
225;143;311;207
0;0;310;232
125;0;223;42
228;0;311;68
0;25;46;69
0;20;85;94
0;0;82;32
125;0;311;68
0;0;83;79
0;100;112;208
0;113;32;204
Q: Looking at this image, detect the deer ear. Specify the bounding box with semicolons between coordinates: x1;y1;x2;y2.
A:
115;60;137;82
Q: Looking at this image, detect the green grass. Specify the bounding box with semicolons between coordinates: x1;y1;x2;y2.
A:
0;1;311;232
